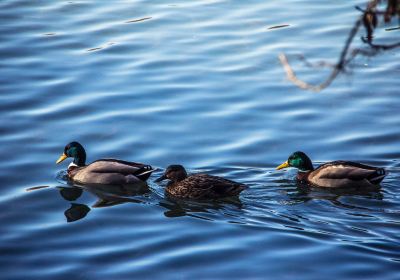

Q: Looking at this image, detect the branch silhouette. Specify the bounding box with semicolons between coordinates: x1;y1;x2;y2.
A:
279;0;400;92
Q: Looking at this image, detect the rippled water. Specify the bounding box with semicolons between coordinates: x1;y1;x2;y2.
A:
1;1;399;279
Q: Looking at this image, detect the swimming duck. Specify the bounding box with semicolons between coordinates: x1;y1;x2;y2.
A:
56;141;155;186
276;151;387;188
155;165;247;199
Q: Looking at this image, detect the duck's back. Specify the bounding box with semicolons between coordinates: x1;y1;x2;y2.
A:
166;174;247;199
70;159;153;185
308;161;386;188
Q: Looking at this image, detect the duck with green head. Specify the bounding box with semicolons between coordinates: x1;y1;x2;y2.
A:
276;151;386;188
56;141;155;186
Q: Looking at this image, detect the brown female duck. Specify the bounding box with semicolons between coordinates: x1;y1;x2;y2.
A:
276;151;387;188
155;165;247;199
56;141;155;186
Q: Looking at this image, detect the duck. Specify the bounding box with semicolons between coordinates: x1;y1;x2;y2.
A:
155;164;247;199
56;141;155;186
276;151;387;188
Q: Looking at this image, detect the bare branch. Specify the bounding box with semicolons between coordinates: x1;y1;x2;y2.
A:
279;53;340;92
279;0;400;92
279;18;362;92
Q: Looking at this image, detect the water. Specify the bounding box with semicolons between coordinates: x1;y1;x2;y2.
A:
1;1;399;279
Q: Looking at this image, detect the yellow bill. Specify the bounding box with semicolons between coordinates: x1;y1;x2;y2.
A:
56;153;68;164
276;161;289;170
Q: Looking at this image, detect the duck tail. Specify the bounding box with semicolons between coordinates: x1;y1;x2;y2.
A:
134;165;156;181
368;168;387;184
227;184;248;196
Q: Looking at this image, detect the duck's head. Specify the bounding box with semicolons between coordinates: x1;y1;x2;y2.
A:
276;151;314;172
155;164;188;183
56;141;86;167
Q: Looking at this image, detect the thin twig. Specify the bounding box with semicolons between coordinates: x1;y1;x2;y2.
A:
279;0;399;92
279;18;362;92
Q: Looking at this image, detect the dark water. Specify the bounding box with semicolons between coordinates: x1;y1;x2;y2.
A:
1;1;399;279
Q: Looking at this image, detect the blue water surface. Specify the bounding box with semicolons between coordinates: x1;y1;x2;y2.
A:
1;1;399;279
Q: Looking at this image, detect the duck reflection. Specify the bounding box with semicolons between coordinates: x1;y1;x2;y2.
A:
64;203;90;222
56;183;245;221
59;186;83;201
57;183;151;222
84;184;146;208
283;181;384;207
159;194;244;218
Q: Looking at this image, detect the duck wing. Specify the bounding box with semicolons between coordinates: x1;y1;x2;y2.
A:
91;159;152;172
72;159;154;184
308;161;386;188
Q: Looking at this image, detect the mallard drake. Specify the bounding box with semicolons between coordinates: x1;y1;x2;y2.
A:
155;165;247;199
276;151;387;188
56;141;155;186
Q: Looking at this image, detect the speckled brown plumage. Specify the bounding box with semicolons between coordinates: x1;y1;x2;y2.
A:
166;173;247;199
156;165;247;199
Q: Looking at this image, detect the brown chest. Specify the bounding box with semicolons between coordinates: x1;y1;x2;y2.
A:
296;171;311;183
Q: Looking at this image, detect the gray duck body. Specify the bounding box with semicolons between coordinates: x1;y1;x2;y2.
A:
303;161;386;188
277;152;387;189
68;159;154;186
57;142;154;187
